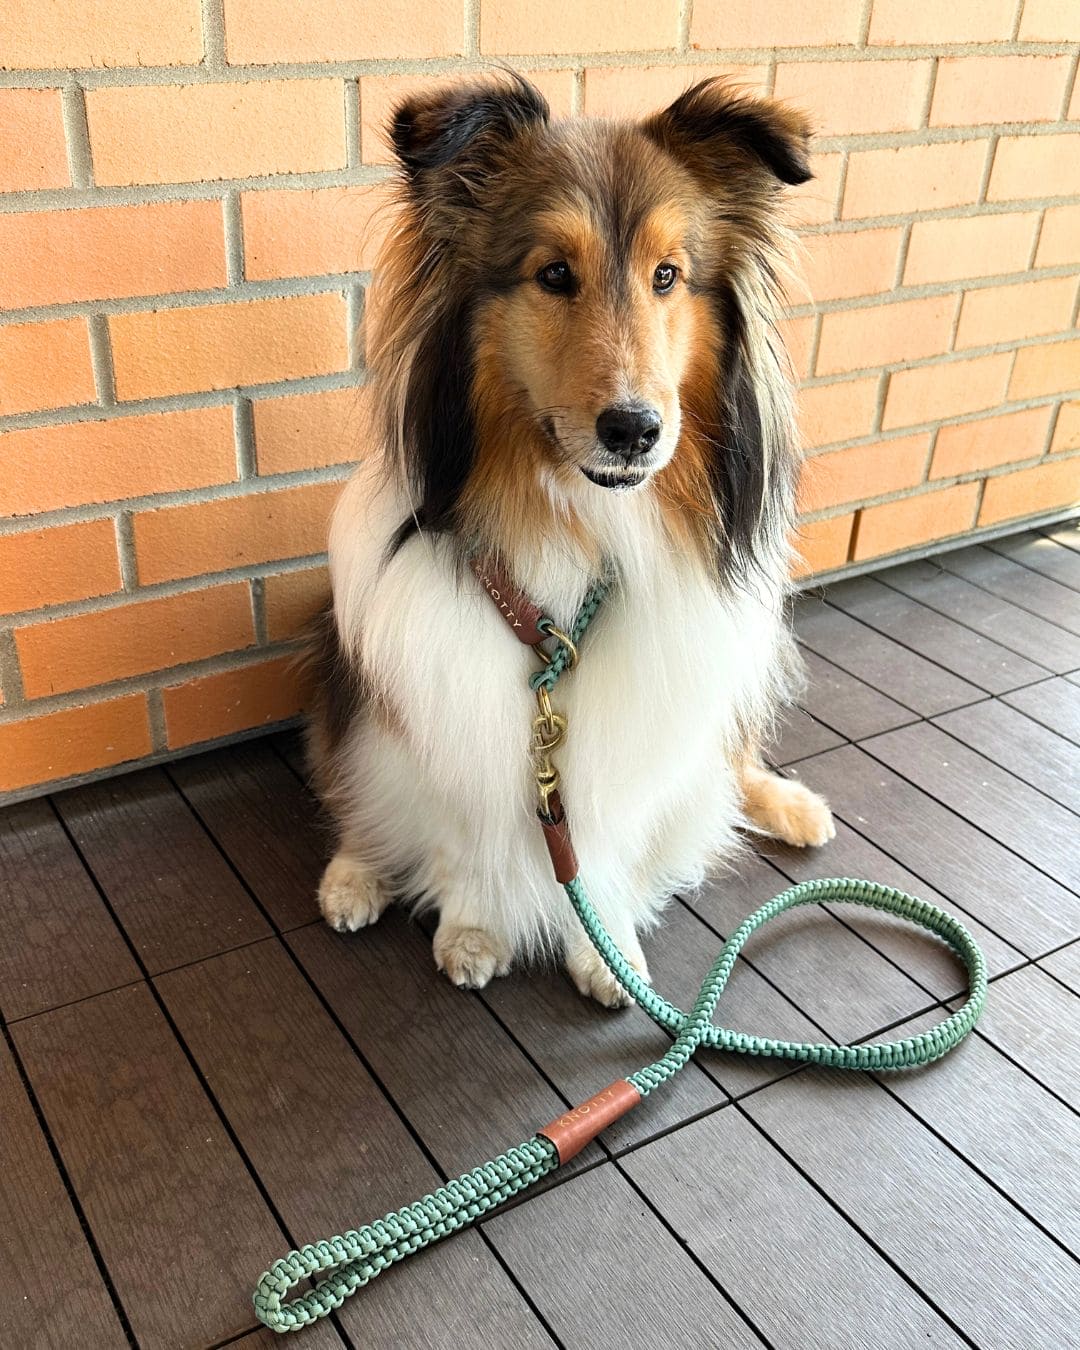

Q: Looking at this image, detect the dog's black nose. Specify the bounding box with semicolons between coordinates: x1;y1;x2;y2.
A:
596;406;662;458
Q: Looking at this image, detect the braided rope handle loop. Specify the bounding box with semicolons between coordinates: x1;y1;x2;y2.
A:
254;1140;558;1332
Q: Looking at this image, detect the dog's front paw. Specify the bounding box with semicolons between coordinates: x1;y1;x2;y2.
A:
765;778;836;848
433;923;511;989
318;855;392;932
565;944;650;1010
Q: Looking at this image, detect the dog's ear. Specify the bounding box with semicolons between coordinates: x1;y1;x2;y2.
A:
390;75;549;189
643;79;811;187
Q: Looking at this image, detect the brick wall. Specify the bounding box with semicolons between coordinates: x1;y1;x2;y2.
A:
1;1;1078;800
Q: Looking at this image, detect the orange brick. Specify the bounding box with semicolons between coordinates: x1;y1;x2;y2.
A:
979;456;1080;526
15;584;255;699
988;134;1080;203
0;0;202;68
0;89;68;191
868;0;1016;44
1017;0;1079;41
799;228;903;303
1051;402;1080;454
816;296;957;377
0;520;121;615
842;141;987;220
778;316;815;381
359;70;575;165
133;480;341;584
582;64;768;118
930;407;1056;479
798;377;880;450
85;81;346;187
692;0;864;48
163;654;304;749
791;513;855;578
773;61;931;138
798;435;929;513
223;0;463;62
0;202;226;312
931;56;1073;128
264;566;331;640
904;213;1040;286
0;695;152;795
882;354;1012;432
1036;205;1080;269
788;153;843;228
955;276;1077;350
0;406;236;518
242;183;394;281
853;483;981;561
482;0;679;54
0;318;95;417
253;385;369;475
109;293;348;401
1009;338;1080;400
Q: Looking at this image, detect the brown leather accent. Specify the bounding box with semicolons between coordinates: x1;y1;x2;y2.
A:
537;1080;642;1165
470;557;548;646
539;793;578;884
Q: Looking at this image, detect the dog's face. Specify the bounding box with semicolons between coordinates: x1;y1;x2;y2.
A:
490;164;703;492
382;76;810;537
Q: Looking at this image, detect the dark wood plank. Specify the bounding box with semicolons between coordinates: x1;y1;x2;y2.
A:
767;702;844;765
744;1070;1080;1348
795;646;917;742
229;1323;345;1349
157;939;553;1350
623;1103;967;1350
786;745;1077;953
863;721;1080;892
170;742;326;930
794;594;982;715
0;1036;127;1349
883;1007;1080;1252
972;965;1080;1110
12;983;286;1350
486;1160;765;1348
760;819;1024;995
481;900;728;1146
989;530;1080;592
691;849;933;1043
936;543;1080;634
1002;676;1080;744
1041;521;1080;554
882;559;1080;672
54;768;271;973
933;699;1080;815
287;911;602;1176
825;573;1049;691
0;798;138;1021
1039;939;1080;994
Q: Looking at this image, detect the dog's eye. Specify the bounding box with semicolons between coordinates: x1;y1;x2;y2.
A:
653;263;678;294
537;261;574;294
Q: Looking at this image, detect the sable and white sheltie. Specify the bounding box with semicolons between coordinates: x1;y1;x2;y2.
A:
308;74;835;1006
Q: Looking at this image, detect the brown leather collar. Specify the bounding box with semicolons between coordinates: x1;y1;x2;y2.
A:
470;557;548;646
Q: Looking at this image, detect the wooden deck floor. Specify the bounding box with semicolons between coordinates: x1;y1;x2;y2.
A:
3;524;1080;1350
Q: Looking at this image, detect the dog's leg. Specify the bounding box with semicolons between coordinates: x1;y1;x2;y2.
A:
317;847;393;932
739;754;835;848
430;843;513;989
564;914;650;1009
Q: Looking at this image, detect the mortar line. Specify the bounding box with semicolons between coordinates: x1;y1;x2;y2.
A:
59;83;94;190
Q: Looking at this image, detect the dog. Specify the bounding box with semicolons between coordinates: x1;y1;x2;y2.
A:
307;74;835;1007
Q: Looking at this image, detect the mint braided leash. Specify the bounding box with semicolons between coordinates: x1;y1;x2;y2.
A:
253;584;987;1334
